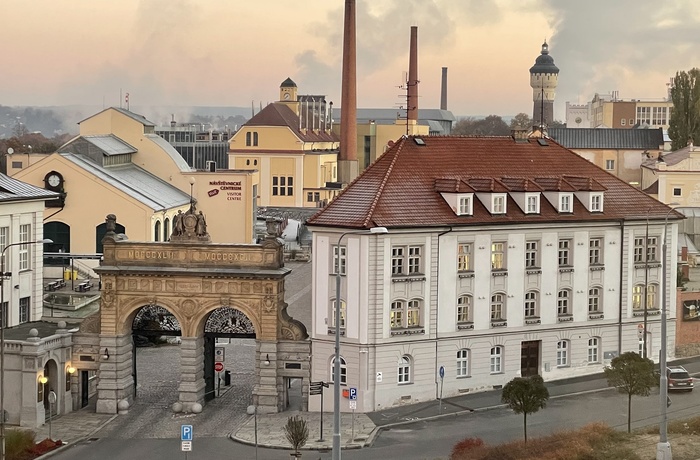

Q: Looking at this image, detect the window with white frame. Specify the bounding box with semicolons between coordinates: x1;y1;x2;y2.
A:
646;237;658;261
557;289;571;315
524;291;538;318
620;118;626;126
19;224;30;271
560;194;572;212
331;299;346;329
605;159;615;170
587;337;600;363
590;194;602;212
558;239;571;266
557;340;569;366
457;295;472;323
456;349;470;377
490;346;503;373
330;357;347;385
398;355;411;383
589;238;602;264
525;241;539;268
0;227;7;269
647;284;658;310
491;242;505;270
673;187;682;197
333;245;347;275
490;293;505;320
526;195;539;214
633;237;644;263
457;243;472;271
392;245;423;276
588;287;601;312
632;284;643;310
19;296;30;323
458;195;473;215
492;194;506;214
391;299;422;329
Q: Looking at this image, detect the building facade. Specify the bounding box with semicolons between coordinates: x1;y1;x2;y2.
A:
307;134;678;412
565;91;673;130
641;142;700;206
154;122;232;170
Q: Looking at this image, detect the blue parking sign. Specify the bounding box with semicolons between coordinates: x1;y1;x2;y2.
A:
349;387;357;400
181;424;193;441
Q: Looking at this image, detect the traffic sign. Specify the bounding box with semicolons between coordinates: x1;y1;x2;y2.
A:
439;366;445;379
215;346;225;363
181;441;192;452
349;400;357;410
637;323;645;338
181;424;193;441
214;362;224;373
309;381;327;396
349;387;357;400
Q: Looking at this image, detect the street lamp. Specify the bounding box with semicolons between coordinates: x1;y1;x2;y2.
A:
333;226;388;460
1;238;52;460
658;205;678;460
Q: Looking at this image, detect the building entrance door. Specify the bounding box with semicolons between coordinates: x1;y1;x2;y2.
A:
520;340;540;377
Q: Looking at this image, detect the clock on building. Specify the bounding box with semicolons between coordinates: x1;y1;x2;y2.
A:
283;92;291;100
44;172;64;191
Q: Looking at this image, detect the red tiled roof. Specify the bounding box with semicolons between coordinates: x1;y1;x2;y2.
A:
245;103;339;143
307;136;677;229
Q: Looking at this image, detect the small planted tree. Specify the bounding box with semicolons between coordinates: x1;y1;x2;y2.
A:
604;351;657;433
284;415;309;458
501;375;549;442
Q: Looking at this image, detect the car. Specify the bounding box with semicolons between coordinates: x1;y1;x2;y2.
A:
667;366;694;392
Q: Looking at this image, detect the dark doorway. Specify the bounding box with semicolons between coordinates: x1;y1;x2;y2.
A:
285;378;303;411
44;222;70;266
95;221;125;254
520;340;540;377
80;371;89;408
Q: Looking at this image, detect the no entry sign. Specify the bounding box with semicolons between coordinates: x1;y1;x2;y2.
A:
215;362;224;372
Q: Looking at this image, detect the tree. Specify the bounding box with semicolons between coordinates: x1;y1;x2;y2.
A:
283;415;309;458
501;374;549;442
452;117;479;135
603;351;657;433
669;68;700;151
453;115;510;136
509;112;532;130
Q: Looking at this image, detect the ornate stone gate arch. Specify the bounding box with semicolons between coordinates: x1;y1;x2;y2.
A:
94;212;309;414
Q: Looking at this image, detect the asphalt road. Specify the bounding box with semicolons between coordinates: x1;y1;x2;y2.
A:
49;383;700;460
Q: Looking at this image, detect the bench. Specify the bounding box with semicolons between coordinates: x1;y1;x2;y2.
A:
45;280;66;292
74;281;93;292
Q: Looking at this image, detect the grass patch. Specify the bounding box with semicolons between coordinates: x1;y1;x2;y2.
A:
450;423;640;460
6;429;35;460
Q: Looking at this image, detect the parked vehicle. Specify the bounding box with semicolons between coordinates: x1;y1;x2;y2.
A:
667;366;694;392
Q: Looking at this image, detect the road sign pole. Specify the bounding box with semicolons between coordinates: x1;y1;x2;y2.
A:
217;371;221;397
351;408;355;441
319;384;324;442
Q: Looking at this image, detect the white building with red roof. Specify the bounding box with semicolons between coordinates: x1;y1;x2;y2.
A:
307;133;680;412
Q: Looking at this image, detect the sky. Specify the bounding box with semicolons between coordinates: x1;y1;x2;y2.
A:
3;0;700;123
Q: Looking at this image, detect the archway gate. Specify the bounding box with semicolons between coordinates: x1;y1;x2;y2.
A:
94;213;309;414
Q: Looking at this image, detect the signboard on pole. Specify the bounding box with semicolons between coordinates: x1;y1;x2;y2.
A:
309;381;327;396
214;362;224;373
215;346;225;362
637;323;645;338
181;441;192;451
181;424;193;441
349;387;357;400
349;400;357;410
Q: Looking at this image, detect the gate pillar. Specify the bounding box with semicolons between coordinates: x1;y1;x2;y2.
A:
96;334;134;414
179;336;206;410
255;341;279;413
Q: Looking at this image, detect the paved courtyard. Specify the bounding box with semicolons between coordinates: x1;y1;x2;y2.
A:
94;260;312;439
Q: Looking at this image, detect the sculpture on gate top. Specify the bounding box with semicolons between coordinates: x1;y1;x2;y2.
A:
170;204;211;243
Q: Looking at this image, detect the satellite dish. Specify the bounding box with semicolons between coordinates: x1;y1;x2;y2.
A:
6;148;13;154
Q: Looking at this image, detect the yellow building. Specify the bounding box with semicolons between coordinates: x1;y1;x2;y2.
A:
642;142;700;205
13;107;258;254
229;78;340;208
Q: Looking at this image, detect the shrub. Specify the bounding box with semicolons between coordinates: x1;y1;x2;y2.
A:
6;429;35;460
284;415;309;456
450;437;484;459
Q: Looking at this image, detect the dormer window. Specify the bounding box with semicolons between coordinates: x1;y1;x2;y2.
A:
458;195;473;216
492;194;506;214
590;194;603;212
526;194;539;214
560;194;572;213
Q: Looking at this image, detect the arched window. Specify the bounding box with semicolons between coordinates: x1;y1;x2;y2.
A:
330;357;347;385
557;340;569;367
154;221;161;242
647;284;658;310
490;346;503;373
164;218;170;241
557;289;571;316
588;287;601;313
331;299;346;329
398;355;411;384
456;349;470;377
490;293;505;321
95;221;125;253
524;291;538;318
457;295;472;323
632;284;643;311
587;337;600;363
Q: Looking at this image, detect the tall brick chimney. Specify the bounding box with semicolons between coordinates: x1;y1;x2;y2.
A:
338;0;358;185
407;26;419;122
440;67;448;110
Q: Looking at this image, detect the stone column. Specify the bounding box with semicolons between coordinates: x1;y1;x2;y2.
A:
178;336;205;411
96;334;134;414
255;341;279;413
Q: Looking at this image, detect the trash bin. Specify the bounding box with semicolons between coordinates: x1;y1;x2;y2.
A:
63;269;78;280
224;370;231;386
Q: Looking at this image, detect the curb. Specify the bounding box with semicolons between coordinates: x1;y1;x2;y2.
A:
35;414;119;460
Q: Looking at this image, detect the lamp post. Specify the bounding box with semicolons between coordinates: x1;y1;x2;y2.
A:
1;238;52;460
657;205;678;460
643;207;651;358
333;227;388;460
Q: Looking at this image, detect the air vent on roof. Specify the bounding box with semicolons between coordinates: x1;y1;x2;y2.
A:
537;139;549;146
414;137;426;146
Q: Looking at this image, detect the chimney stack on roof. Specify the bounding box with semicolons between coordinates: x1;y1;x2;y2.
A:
440;67;448;111
407;26;419;122
338;0;358;184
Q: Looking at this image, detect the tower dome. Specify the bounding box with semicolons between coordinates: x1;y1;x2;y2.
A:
529;41;559;75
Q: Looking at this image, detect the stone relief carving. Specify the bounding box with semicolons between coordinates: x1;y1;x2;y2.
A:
179;298;199;320
80;312;101;333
